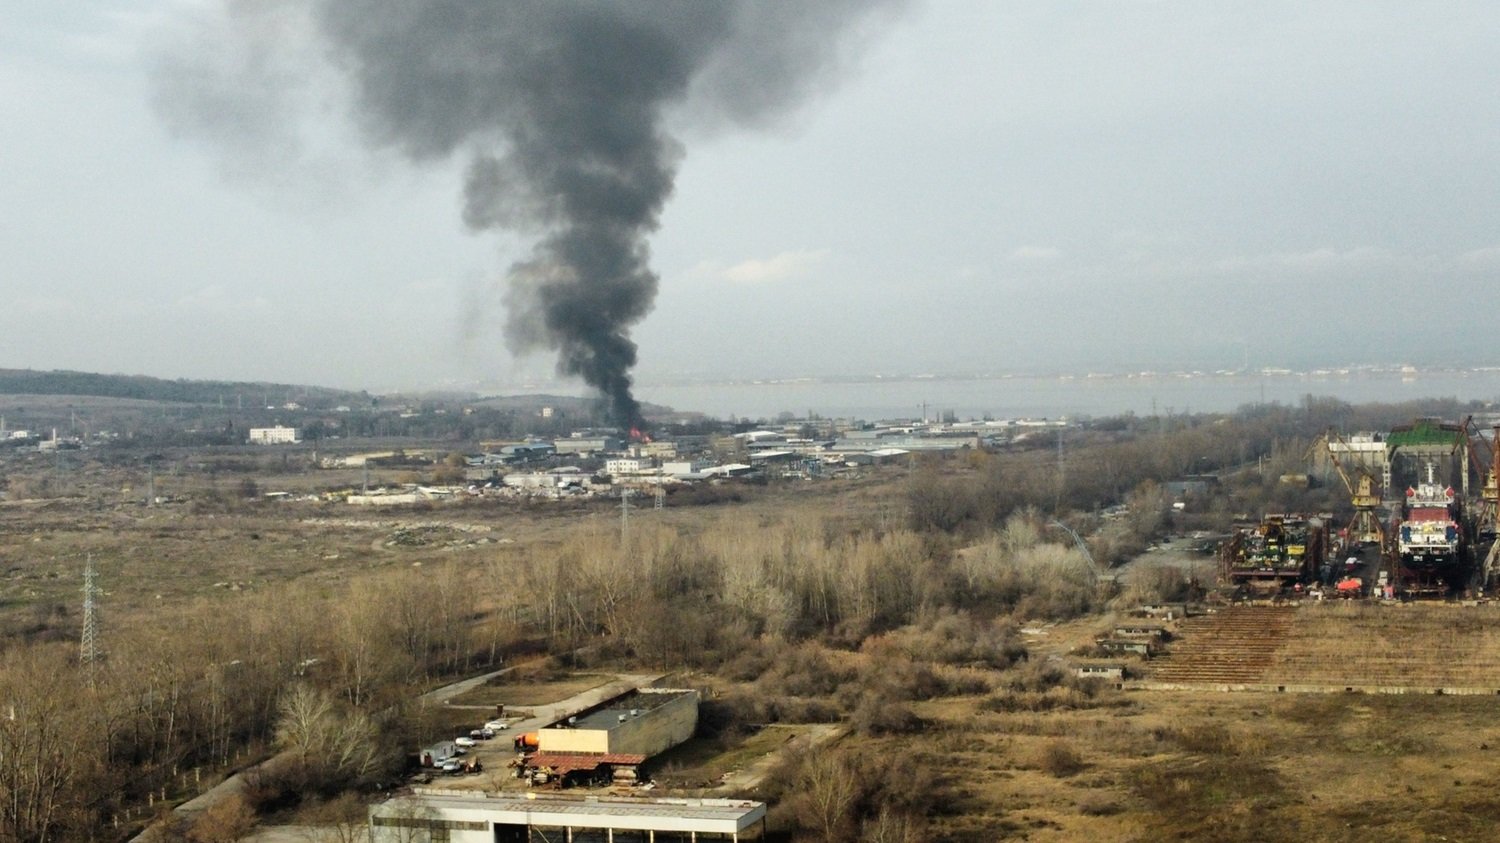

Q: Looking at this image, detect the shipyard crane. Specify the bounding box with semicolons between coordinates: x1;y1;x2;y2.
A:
1322;429;1385;547
1467;422;1500;592
1459;418;1497;540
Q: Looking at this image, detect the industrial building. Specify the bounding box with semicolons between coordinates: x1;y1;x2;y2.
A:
605;458;650;476
370;790;766;842
538;689;698;758
554;435;624;455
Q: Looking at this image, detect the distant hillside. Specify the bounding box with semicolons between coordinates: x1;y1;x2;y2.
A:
0;368;371;408
470;393;676;417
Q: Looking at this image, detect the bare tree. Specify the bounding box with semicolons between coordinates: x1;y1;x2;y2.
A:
794;750;862;843
0;646;100;843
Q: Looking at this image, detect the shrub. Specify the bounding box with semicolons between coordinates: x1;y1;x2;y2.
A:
757;642;860;698
872;610;1027;669
1037;740;1086;777
1077;795;1123;816
848;693;925;736
1153;723;1268;757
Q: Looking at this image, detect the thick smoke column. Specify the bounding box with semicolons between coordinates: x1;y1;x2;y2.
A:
156;1;895;428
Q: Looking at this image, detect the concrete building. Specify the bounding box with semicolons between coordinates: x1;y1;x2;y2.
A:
504;471;585;491
701;464;755;478
502;442;556;461
1097;638;1153;658
747;449;798;466
1112;623;1167;641
248;425;301;445
662;460;711;477
370;790;766;843
554;435;624;456
539;689;698;758
606;458;649;476
1074;663;1126;681
843;447;910;466
634;441;678;459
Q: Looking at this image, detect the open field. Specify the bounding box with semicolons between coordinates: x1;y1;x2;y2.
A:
0;450;905;642
446;671;612;708
902;688;1500;843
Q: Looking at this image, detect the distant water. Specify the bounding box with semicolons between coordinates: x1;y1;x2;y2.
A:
634;371;1500;421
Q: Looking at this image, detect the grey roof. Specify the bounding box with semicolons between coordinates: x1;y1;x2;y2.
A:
375;790;766;834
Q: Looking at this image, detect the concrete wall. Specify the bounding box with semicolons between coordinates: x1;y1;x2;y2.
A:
536;690;699;758
610;690;699;757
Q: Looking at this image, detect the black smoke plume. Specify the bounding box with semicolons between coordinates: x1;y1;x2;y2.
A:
154;1;898;428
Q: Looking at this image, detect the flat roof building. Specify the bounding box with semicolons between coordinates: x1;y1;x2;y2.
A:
539;689;698;759
370;790;767;843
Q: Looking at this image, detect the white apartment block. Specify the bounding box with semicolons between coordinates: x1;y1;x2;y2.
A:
248;425;301;445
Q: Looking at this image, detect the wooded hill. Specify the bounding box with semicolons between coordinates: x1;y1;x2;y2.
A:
0;368;371;408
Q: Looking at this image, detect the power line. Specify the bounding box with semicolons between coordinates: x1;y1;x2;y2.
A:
81;555;102;674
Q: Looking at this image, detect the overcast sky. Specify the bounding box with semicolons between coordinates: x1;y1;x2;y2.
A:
3;2;1499;394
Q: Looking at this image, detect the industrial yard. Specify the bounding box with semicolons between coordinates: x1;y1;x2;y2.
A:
4;383;1500;842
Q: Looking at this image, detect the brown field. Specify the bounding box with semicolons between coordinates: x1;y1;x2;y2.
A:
446;671;612;708
12;440;1500;841
897;689;1500;843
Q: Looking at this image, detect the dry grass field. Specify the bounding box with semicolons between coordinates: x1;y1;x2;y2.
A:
12;441;1500;841
446;670;612;708
0;452;905;640
894;689;1500;843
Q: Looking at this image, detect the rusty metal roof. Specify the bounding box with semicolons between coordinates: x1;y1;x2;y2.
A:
529;752;647;774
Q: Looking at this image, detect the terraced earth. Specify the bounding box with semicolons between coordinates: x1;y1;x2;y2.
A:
1148;602;1500;691
1149;605;1295;684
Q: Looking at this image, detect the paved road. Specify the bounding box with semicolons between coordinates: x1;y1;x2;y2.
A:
130;668;661;840
711;724;842;795
419;666;516;706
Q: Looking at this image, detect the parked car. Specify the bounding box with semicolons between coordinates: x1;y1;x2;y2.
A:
440;760;461;774
454;736;477;748
484;720;510;731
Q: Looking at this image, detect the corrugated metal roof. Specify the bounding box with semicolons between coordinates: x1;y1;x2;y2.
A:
530;752;647;774
1387;420;1463;448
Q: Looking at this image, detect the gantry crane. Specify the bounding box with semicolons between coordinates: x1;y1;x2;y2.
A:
1460;419;1497;540
1323;429;1385;547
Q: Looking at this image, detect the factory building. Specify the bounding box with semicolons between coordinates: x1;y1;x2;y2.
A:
662;460;711;477
554;436;624;456
538;689;698;758
370;790;766;842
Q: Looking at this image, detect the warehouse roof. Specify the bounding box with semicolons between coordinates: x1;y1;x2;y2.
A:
567;689;694;732
376;790;766;835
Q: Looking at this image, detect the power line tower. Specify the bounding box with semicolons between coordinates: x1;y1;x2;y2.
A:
619;488;632;541
654;484;665;510
80;555;102;673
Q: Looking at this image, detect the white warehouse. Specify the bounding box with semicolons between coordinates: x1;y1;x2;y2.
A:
370;790;766;843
